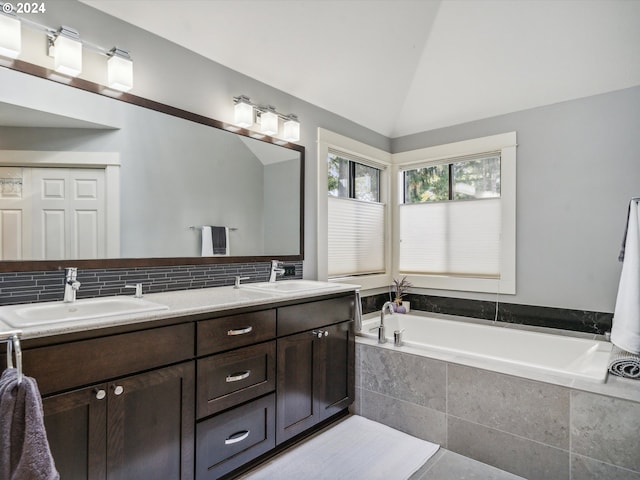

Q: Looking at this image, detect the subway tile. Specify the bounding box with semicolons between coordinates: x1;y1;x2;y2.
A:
447;416;570;480
448;364;570;448
360;389;447;446
360;344;446;411
571;454;640;480
571;390;640;472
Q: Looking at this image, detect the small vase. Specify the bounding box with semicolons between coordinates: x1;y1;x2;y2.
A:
393;301;409;314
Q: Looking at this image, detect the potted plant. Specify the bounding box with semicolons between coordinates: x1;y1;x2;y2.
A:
392;276;412;313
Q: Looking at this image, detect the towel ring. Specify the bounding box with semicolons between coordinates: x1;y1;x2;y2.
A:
4;331;23;385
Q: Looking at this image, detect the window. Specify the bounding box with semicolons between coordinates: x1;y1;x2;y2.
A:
404;155;500;203
327;151;385;277
394;132;516;294
317;129;391;287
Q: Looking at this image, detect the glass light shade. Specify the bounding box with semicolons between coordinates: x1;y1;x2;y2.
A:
261;110;278;136
53;34;82;77
234;101;253;128
0;14;21;59
108;54;133;91
283;118;300;142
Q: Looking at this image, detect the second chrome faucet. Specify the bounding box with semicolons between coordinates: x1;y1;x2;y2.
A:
63;267;81;303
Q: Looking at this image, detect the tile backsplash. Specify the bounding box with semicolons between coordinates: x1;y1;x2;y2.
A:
0;261;303;306
361;292;612;335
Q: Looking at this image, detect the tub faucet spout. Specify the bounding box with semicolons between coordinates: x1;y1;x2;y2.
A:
378;301;394;344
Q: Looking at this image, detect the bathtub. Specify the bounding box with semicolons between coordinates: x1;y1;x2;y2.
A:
360;312;613;383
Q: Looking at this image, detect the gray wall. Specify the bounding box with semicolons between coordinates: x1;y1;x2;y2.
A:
392;86;640;313
263;159;300;255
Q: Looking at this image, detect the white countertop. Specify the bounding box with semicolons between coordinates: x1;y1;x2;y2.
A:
0;281;358;340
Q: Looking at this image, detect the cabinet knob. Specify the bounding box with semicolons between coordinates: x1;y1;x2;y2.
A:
94;388;106;400
112;385;124;396
312;330;329;338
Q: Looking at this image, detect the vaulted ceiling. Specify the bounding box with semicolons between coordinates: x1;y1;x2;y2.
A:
81;0;640;138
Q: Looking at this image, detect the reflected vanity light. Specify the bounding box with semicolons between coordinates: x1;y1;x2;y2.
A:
232;95;301;142
0;9;21;58
107;47;133;92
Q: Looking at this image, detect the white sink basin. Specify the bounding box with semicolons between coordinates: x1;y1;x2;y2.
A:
0;296;169;328
241;280;338;294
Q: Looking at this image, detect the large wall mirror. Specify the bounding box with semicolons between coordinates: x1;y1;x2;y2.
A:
0;61;304;272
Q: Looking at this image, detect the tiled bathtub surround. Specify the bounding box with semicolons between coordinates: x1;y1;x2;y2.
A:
361;293;612;335
0;261;303;306
354;343;640;480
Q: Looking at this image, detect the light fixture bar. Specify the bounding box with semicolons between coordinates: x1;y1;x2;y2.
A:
233;95;300;141
1;2;133;89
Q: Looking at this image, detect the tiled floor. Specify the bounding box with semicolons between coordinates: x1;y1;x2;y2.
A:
240;416;525;480
410;449;526;480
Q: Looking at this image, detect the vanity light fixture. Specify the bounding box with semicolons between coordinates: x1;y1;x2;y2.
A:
234;95;254;128
107;47;133;92
0;3;134;88
260;106;279;136
232;95;301;142
0;7;21;58
283;114;300;142
50;26;83;77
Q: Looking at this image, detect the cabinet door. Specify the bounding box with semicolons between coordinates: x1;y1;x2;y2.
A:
318;320;355;421
276;331;321;444
43;384;108;480
107;362;195;480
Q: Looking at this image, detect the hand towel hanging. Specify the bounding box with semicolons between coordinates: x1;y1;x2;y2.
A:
611;198;640;355
200;226;229;256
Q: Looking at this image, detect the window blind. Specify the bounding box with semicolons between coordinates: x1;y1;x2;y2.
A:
328;196;385;277
398;198;501;277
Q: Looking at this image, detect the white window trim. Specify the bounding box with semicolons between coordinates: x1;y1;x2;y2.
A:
391;132;517;295
317;128;392;290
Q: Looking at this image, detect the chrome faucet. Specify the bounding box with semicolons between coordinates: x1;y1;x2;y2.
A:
378;301;395;344
269;260;285;283
63;267;81;303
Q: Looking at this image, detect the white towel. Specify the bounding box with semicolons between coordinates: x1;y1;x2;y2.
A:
611;199;640;354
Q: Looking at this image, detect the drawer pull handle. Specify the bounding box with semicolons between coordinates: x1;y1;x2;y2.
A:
226;370;251;382
227;326;253;336
225;430;250;445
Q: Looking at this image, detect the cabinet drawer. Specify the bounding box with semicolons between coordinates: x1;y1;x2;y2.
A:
196;393;275;480
197;341;275;418
277;295;353;336
197;310;276;356
24;323;194;396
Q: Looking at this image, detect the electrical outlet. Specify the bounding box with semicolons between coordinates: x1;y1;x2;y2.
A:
283;265;296;277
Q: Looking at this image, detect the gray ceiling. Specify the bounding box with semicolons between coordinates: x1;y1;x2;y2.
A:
82;0;640;138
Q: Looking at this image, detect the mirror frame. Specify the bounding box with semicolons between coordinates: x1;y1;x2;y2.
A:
0;59;305;272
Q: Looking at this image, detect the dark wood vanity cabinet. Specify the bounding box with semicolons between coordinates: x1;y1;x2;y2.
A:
43;362;195;480
25;292;354;480
27;323;195;480
276;297;355;444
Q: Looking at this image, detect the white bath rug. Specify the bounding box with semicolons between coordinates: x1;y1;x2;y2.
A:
240;415;439;480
